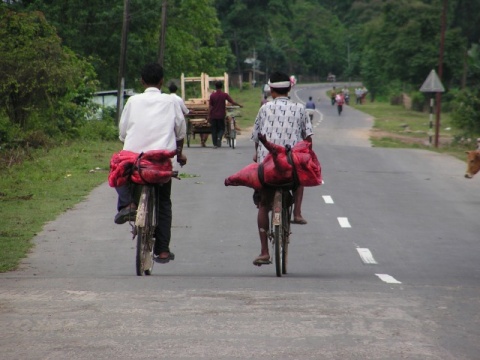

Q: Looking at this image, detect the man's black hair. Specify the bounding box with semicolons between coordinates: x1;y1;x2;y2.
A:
215;81;223;89
168;82;178;93
269;71;290;95
141;63;164;86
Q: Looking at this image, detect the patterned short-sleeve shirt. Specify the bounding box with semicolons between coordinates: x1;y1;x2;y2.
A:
251;96;314;163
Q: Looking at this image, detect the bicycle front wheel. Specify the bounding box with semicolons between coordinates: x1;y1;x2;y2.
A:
135;186;155;276
136;227;154;276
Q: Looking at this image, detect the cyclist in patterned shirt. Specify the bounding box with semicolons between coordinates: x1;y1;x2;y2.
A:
251;71;314;266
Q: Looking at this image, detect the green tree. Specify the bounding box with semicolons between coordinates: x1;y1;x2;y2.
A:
291;0;347;77
0;6;97;135
359;1;465;95
163;0;231;78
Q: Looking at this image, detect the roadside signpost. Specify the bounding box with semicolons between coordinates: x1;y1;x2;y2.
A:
420;69;445;146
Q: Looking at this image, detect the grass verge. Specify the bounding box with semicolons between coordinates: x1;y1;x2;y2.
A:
348;93;477;161
0;141;121;272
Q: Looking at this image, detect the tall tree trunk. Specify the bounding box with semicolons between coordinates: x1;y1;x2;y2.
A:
461;48;468;89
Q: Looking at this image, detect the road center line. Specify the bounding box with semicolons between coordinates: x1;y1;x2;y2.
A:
375;274;402;284
322;195;334;204
357;248;378;264
337;217;351;228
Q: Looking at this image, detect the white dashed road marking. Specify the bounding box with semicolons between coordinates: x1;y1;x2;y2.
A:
375;274;402;284
322;195;334;204
357;248;378;264
338;217;351;228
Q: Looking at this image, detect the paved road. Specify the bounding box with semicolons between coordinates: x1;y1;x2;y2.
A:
1;84;479;359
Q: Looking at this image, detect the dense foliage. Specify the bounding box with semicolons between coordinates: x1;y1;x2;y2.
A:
1;0;479;142
0;6;99;143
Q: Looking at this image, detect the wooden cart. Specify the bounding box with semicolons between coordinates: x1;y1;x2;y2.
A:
181;72;230;147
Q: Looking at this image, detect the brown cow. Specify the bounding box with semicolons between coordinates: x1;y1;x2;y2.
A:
465;150;480;178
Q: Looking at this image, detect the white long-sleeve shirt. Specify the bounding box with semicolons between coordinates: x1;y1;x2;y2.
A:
119;87;186;153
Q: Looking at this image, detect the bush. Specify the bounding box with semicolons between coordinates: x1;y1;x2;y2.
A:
410;91;427;112
451;89;480;133
78;106;118;141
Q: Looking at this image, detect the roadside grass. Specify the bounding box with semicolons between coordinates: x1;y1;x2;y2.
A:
0;141;121;272
229;87;263;129
347;90;477;161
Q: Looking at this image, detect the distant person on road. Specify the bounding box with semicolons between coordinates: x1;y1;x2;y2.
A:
115;63;187;264
251;71;314;266
355;87;362;104
305;96;316;121
335;91;345;115
209;81;242;148
168;82;189;116
330;86;337;106
360;86;368;104
260;95;268;106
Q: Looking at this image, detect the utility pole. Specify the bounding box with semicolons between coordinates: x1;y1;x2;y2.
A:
158;0;168;66
434;0;447;148
116;0;130;125
252;48;257;87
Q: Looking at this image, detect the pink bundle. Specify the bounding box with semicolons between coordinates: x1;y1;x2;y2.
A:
225;135;322;190
108;149;177;187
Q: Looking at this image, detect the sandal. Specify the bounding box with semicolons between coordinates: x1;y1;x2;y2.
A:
253;254;271;266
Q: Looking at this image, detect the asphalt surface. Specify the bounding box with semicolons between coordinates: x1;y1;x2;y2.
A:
1;83;480;359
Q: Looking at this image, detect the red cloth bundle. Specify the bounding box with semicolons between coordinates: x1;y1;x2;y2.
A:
224;137;322;190
291;141;322;187
108;149;177;187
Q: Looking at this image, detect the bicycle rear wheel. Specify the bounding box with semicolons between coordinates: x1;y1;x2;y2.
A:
135;186;155;276
272;190;283;277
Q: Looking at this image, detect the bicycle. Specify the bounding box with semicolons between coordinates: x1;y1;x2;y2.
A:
132;184;156;276
225;114;237;149
225;106;240;149
127;152;180;276
269;186;294;277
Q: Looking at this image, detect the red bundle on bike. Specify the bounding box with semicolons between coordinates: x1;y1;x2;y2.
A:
291;141;322;187
224;162;263;190
225;137;322;189
108;149;177;187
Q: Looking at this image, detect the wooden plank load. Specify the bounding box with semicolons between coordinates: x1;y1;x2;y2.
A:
180;72;230;147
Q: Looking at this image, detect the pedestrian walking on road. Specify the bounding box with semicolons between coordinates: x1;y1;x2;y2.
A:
209;81;242;148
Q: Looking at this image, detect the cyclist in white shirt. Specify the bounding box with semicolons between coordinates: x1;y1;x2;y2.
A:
115;63;186;264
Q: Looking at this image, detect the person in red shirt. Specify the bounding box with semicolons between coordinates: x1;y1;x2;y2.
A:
208;81;242;148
